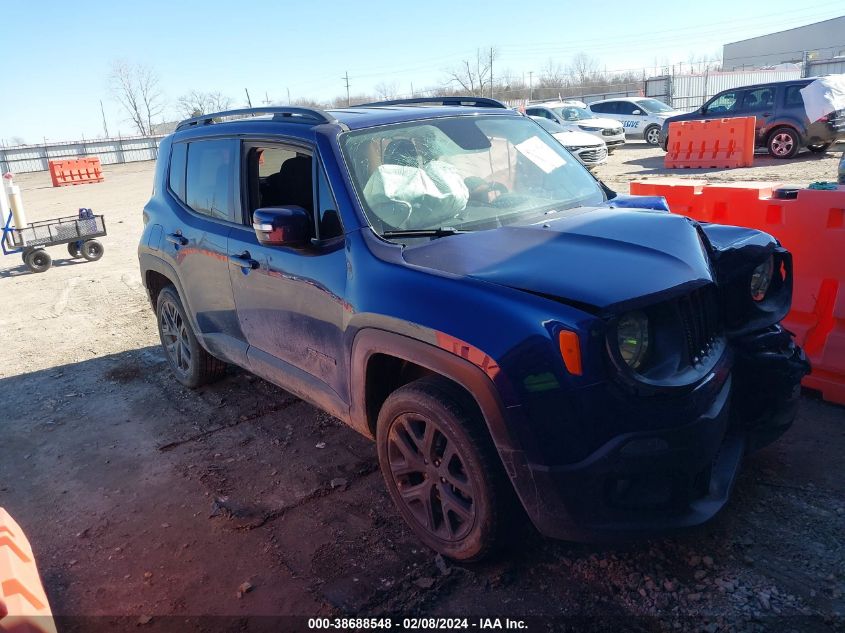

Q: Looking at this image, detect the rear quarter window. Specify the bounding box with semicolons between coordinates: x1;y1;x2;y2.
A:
785;85;805;107
169;142;187;202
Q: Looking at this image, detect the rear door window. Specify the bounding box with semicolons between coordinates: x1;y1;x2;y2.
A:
185;139;237;222
526;108;550;119
591;102;616;114
741;88;776;112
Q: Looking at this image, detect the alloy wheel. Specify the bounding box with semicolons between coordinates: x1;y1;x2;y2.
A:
386;413;477;541
159;299;192;374
646;127;660;145
770;133;794;157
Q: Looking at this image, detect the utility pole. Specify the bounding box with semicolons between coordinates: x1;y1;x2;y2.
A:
287;87;291;104
263;92;272;106
244;88;253;108
528;71;534;101
410;82;414;97
99;100;109;138
343;71;350;106
489;47;494;99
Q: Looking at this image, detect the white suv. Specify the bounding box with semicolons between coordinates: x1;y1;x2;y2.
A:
525;102;625;150
588;98;682;145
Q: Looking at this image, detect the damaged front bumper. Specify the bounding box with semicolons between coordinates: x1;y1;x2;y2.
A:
504;326;809;542
729;324;810;451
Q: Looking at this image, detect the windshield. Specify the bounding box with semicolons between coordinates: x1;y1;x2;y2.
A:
637;99;674;113
554;106;596;121
340;115;604;236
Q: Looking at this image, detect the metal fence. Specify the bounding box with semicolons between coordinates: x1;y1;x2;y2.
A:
806;58;845;77
645;68;804;113
0;135;165;174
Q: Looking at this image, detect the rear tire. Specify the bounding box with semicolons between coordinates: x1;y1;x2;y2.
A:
156;285;226;388
80;239;104;261
644;125;661;146
807;142;832;154
767;127;799;159
376;376;513;562
24;249;52;273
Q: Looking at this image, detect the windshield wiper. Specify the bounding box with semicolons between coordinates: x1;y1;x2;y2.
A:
381;227;465;239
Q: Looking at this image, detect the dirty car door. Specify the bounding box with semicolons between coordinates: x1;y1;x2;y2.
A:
227;142;349;407
164;138;246;365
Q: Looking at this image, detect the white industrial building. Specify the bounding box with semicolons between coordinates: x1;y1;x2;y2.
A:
723;16;845;75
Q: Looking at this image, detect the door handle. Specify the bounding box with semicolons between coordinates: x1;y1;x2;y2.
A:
166;233;188;246
761;112;772;117
228;252;259;270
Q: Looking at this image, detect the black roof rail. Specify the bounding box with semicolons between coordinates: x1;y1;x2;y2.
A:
352;96;508;109
175;106;346;131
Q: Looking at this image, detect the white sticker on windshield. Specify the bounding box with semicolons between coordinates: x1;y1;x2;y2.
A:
514;136;566;174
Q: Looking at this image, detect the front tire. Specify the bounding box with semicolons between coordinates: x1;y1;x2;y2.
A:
156;285;226;388
767;127;799;159
644;125;661;146
376;376;510;562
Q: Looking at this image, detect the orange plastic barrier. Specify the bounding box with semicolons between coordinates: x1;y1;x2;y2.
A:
665;117;756;169
48;157;104;187
0;509;55;633
630;178;845;406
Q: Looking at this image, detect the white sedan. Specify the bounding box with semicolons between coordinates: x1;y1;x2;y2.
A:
525;102;625;150
530;116;608;169
588;97;683;145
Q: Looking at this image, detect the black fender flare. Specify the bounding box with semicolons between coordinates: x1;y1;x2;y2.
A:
349;328;541;523
138;253;203;339
349;328;522;453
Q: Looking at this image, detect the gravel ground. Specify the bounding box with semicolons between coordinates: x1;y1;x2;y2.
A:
0;145;843;632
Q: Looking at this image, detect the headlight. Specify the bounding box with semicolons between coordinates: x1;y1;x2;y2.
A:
617;311;650;370
750;256;774;301
578;125;602;132
564;146;580;151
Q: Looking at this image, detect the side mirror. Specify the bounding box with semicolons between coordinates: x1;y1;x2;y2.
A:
632;109;642;115
699;106;706;114
253;206;310;247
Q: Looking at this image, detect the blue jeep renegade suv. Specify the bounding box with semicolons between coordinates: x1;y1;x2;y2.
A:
139;97;809;561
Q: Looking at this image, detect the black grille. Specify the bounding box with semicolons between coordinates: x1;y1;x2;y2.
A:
602;128;623;136
677;285;721;364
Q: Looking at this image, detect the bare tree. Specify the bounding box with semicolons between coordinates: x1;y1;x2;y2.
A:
446;48;498;96
538;58;566;97
109;60;164;136
567;53;600;88
177;90;233;118
374;80;400;100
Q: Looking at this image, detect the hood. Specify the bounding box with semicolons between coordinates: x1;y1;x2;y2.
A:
402;207;713;312
575;117;620;130
553;129;604;147
652;110;684;119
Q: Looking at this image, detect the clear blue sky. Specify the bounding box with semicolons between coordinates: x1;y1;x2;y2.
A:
2;0;843;144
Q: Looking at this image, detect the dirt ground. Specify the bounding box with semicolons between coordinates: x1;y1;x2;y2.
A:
1;143;844;632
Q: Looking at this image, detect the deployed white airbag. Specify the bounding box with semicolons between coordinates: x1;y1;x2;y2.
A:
800;74;845;123
363;160;469;228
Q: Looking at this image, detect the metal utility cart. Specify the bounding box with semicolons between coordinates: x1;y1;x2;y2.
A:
2;209;107;273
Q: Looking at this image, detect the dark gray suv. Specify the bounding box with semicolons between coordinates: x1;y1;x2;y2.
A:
661;78;845;158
